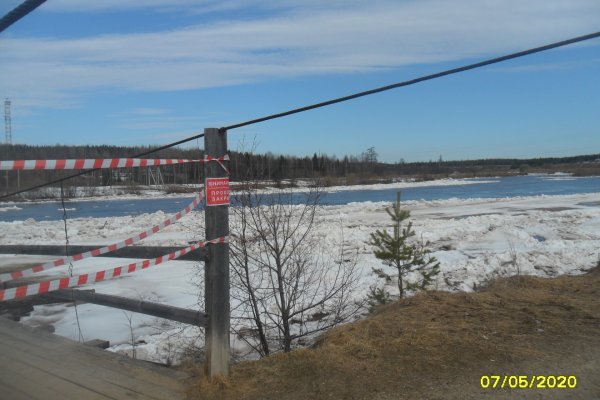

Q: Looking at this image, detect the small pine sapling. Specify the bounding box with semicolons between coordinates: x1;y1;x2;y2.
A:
366;285;391;312
368;191;440;298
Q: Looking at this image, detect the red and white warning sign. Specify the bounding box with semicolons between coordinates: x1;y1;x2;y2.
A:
205;177;230;206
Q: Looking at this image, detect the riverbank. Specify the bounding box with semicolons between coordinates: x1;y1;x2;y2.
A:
2;176;496;204
2;174;600;224
3;170;598;204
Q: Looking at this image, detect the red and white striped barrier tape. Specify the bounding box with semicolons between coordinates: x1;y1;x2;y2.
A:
0;237;227;302
0;191;205;283
0;155;229;171
204;155;229;164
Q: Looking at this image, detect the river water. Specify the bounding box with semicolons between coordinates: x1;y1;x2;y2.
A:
1;175;598;222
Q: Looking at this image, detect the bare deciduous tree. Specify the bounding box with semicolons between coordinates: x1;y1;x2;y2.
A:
229;179;361;356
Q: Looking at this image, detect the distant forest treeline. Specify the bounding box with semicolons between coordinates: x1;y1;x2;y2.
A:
1;144;599;195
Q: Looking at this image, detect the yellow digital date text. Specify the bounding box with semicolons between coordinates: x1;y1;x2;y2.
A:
480;375;577;389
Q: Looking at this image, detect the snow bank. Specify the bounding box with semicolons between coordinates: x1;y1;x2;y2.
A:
6;192;599;364
260;177;499;194
0;205;22;212
8;177;494;204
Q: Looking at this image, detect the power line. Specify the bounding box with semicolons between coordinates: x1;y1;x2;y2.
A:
221;31;600;131
0;133;205;200
0;0;47;34
2;31;599;199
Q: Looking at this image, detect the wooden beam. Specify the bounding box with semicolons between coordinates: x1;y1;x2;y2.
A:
0;245;207;261
43;290;207;327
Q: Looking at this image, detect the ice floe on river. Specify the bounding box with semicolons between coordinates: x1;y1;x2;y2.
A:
1;191;598;364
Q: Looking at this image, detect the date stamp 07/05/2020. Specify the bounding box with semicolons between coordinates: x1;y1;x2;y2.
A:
480;375;577;390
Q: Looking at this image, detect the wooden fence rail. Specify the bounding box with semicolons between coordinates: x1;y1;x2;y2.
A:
43;289;207;327
0;244;207;261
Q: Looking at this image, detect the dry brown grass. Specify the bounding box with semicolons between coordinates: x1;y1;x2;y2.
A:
186;267;600;399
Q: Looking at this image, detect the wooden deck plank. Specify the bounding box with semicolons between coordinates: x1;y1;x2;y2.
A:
0;318;188;400
2;325;180;390
0;361;109;400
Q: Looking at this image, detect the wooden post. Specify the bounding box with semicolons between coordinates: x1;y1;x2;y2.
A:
204;127;230;378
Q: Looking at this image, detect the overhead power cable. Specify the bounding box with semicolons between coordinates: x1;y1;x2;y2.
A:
1;31;598;199
0;0;47;34
221;31;600;131
0;133;205;200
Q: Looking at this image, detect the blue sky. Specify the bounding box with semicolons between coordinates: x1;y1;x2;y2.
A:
0;0;599;162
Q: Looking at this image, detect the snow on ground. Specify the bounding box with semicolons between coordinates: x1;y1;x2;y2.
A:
261;177;500;194
2;191;599;364
6;177;496;204
0;205;22;212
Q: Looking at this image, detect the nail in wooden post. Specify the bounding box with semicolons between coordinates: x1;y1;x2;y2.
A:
204;127;230;378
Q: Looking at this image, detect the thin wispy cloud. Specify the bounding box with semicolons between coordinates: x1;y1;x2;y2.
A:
491;58;600;73
114;109;227;132
120;116;208;130
1;0;599;110
131;108;169;115
34;0;389;14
